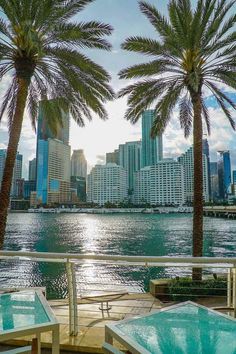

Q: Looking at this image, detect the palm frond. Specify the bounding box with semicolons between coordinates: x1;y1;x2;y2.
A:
119;59;182;79
179;94;193;138
151;81;184;137
121;36;163;56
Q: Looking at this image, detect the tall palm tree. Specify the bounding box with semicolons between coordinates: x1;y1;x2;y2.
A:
118;0;236;279
0;0;114;246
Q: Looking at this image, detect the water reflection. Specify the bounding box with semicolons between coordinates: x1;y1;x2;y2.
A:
2;213;236;298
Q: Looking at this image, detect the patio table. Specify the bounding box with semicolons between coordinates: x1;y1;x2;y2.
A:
105;301;236;354
0;290;59;354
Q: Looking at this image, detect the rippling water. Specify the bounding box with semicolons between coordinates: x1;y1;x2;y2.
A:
2;213;236;298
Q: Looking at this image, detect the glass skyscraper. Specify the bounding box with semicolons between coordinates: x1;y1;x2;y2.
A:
0;149;22;197
217;150;231;200
119;141;142;198
71;149;87;178
141;110;163;167
203;139;211;197
36;101;71;206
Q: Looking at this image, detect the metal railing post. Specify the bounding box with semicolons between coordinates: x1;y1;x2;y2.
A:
66;260;78;336
233;267;236;318
227;268;232;308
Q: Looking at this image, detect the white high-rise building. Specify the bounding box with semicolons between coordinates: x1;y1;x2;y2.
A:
87;163;127;206
134;166;151;204
134;159;185;206
150;160;185;206
178;146;209;202
71;149;87;178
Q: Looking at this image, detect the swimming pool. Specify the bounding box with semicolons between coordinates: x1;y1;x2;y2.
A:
106;302;236;353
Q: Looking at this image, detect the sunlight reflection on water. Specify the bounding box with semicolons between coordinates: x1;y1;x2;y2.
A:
2;213;236;298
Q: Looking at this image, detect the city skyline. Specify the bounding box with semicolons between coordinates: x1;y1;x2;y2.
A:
0;0;236;177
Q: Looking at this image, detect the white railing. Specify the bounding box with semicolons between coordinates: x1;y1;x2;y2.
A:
0;251;235;336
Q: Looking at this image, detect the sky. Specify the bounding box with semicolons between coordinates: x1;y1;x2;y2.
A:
0;0;236;178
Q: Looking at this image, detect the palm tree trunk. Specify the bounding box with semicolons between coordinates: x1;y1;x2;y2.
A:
191;92;203;281
0;77;29;248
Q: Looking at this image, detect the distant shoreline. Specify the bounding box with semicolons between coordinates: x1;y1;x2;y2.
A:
10;206;193;214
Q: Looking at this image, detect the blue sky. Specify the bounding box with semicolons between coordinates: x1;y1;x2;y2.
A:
0;0;236;177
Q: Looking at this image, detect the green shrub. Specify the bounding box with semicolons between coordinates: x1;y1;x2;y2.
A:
168;277;227;301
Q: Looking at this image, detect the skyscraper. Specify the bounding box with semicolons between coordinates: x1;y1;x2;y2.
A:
232;170;236;184
141;110;163;167
106;149;119;164
28;158;36;181
178;146;209;203
217;150;231;200
210;162;219;201
36;101;71;206
37;101;69;145
203;138;211;197
0;150;23;197
119;141;142;198
71;149;87;178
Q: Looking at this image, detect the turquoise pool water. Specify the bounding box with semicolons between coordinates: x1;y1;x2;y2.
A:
0;292;50;331
116;303;236;354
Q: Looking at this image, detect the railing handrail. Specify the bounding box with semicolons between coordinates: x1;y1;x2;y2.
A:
0;249;236;336
0;250;235;265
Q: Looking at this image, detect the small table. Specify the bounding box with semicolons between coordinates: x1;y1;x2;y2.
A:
105;301;236;354
0;290;59;354
81;292;128;311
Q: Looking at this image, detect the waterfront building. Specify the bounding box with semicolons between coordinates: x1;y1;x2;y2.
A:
178;146;209;203
210;162;219;201
87;163;127;206
35;101;71;206
119;141;142;198
37;101;69;145
16;178;25;198
36;138;71;205
217;150;231;200
106;149;119;165
210;162;218;176
0;149;23;197
232;170;236;184
150;159;185;206
203;138;211;198
134;159;185;206
24;180;36;199
71;149;87;178
28;158;37;181
70;176;86;202
134;166;151;205
141;110;163;167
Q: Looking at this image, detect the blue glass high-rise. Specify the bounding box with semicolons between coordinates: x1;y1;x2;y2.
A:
141;110;163;167
36;101;70;205
217;150;231;200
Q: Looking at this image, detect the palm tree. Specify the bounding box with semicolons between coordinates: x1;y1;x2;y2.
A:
0;0;114;246
118;0;236;279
